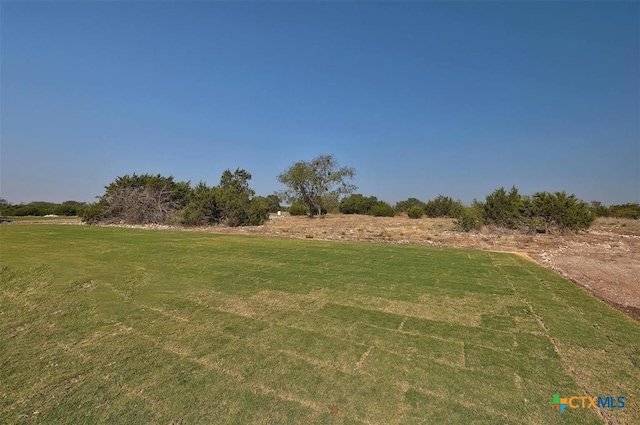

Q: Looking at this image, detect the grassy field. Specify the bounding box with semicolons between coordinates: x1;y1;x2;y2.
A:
0;216;82;225
1;225;638;424
0;216;79;221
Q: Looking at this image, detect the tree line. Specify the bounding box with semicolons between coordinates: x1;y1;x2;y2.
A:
336;189;639;233
276;156;636;233
81;170;279;227
0;199;87;217
1;154;637;232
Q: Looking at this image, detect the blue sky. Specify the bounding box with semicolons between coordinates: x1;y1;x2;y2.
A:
1;1;638;205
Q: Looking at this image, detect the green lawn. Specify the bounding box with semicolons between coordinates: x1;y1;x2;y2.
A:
1;225;638;424
0;216;81;222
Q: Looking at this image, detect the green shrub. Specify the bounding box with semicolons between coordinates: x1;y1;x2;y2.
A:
424;195;465;218
288;202;308;216
587;202;639;219
216;169;256;227
482;186;523;229
455;203;484;232
608;203;640;219
477;187;594;233
246;196;270;225
339;194;378;215
81;202;105;224
522;191;594;233
406;206;424;219
55;201;87;216
370;201;396;217
395;198;426;212
181;182;218;226
265;194;282;213
589;201;610;218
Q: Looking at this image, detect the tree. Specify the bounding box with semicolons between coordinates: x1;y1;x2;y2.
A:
423;195;465;218
406;206;424;219
217;169;254;226
370;201;396;217
277;155;356;217
522;191;594;232
395;198;425;212
0;199;10;216
216;169;269;226
455;201;484;232
55;200;87;216
102;185;176;224
83;173;189;224
472;187;594;233
339;194;379;215
482;186;523;229
287;202;308;216
84;170;268;227
265;194;282;213
0;199;86;217
181;181;219;226
246;196;272;225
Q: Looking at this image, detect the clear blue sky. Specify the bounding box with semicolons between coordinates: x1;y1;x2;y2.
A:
1;1;638;205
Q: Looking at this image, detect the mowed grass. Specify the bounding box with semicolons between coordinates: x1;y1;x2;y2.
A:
1;216;79;221
1;225;639;424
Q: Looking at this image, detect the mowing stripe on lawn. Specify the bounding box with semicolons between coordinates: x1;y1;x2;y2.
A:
1;225;638;424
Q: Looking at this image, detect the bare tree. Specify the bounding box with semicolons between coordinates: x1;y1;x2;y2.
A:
103;186;175;224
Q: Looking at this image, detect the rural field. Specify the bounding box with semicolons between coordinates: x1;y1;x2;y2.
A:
1;223;639;424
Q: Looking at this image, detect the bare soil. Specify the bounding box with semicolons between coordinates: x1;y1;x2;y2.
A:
7;215;640;321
